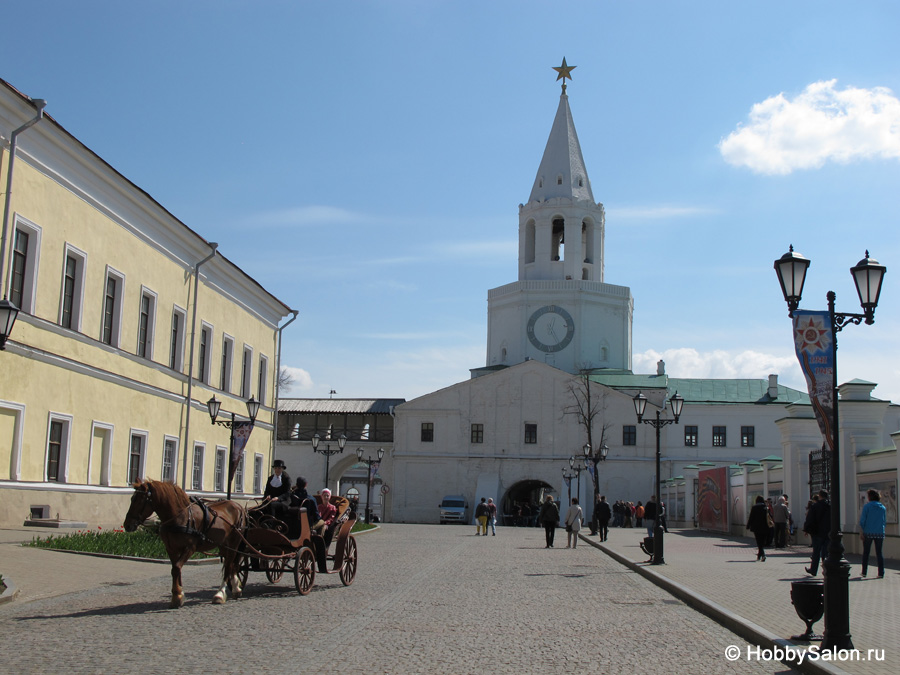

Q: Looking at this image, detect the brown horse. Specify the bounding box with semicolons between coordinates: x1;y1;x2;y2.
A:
123;479;246;608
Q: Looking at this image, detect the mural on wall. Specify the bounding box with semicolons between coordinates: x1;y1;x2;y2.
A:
697;467;729;533
858;477;898;524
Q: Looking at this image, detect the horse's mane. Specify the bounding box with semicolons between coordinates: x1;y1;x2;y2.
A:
139;479;191;511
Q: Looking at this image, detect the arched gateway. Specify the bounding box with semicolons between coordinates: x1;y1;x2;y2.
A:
501;479;556;527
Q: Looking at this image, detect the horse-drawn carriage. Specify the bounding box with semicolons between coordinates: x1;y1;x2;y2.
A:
238;492;358;595
123;480;358;607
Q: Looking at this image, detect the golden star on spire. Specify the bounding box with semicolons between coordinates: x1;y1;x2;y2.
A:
552;57;576;83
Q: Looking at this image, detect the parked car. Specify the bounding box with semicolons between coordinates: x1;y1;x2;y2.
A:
439;495;468;524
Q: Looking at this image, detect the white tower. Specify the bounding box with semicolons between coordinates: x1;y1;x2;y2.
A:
485;61;633;374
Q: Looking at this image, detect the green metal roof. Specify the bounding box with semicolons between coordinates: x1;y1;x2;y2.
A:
668;378;810;405
587;370;810;405
759;455;782;462
857;446;897;457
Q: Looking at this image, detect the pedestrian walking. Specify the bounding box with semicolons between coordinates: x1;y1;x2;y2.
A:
765;498;775;547
487;497;498;536
773;496;790;548
595;495;611;541
635;501;644;527
475;497;489;536
803;490;831;576
624;502;633;528
564;498;583;548
746;495;770;561
643;496;658;538
859;489;886;578
538;494;560;548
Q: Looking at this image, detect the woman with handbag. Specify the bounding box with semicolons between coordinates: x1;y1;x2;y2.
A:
859;489;887;578
746;496;770;561
564;498;583;548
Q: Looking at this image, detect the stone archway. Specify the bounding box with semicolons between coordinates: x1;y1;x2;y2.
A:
501;479;555;527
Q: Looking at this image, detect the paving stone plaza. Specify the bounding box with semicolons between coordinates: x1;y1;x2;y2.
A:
2;523;897;674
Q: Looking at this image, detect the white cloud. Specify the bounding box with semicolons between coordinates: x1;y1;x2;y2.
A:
280;366;314;394
719;80;900;175
634;347;800;381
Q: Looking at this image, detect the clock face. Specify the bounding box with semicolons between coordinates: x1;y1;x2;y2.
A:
526;305;575;353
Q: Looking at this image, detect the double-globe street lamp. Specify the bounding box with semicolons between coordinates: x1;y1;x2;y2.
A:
582;442;609;534
311;432;347;489
774;246;886;652
356;447;385;524
569;454;588;505
633;391;684;565
561;466;576;505
206;395;260;499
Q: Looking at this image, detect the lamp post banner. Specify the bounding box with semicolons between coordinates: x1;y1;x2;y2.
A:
228;422;254;483
792;310;835;452
369;461;380;480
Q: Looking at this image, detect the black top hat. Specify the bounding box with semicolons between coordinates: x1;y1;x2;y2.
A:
272;459;286;469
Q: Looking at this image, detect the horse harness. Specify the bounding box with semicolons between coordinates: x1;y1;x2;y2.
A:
160;495;220;543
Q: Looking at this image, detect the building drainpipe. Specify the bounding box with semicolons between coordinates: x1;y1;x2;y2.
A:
272;310;299;461
181;243;218;490
1;98;47;299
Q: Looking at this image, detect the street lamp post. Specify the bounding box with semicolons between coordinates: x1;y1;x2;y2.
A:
569;455;586;505
774;247;886;652
561;467;575;505
356;447;385;524
633;391;684;565
311;432;347;489
583;442;609;535
206;395;260;500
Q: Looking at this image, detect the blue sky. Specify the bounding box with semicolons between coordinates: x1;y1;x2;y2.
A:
3;1;899;404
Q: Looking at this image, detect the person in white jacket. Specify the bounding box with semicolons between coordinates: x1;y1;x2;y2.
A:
564;498;584;548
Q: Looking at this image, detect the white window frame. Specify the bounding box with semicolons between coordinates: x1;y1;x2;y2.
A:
253;453;263;494
234;452;245;494
192;442;205;491
1;400;26;481
214;446;227;493
137;286;158;360
257;354;269;406
88;421;115;486
58;243;87;332
241;344;253;399
101;266;126;348
45;413;73;483
9;215;42;314
170;305;187;372
198;322;214;384
161;435;179;484
221;334;234;392
128;429;148;484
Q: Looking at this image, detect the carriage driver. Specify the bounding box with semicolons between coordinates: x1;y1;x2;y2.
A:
261;459;291;519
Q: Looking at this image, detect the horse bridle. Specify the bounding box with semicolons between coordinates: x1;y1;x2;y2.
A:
126;486;155;528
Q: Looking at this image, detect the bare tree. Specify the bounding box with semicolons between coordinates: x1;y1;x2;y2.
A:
277;366;295;395
562;367;613;532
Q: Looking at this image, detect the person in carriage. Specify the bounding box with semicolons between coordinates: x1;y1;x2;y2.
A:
261;459;291;519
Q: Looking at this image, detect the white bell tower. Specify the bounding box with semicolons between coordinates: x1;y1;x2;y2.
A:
484;60;633;375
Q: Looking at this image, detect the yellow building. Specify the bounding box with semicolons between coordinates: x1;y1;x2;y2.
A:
0;78;294;528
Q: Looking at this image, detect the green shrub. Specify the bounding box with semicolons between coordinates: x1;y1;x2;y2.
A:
24;525;211;560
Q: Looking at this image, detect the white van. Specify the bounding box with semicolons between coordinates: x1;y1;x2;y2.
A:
439;495;468;524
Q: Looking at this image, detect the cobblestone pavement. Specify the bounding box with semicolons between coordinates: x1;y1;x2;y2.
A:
588;527;897;675
0;524;795;675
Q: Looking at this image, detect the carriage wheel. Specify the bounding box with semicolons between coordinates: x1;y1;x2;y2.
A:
237;554;251;589
339;536;358;586
293;547;316;596
265;556;285;584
